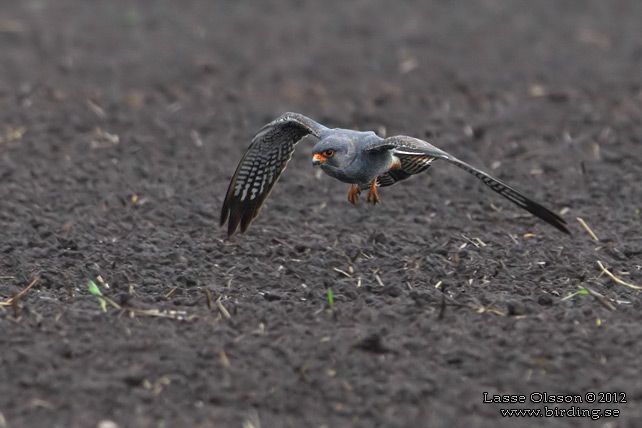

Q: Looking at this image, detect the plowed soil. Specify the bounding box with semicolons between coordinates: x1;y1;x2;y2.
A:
1;1;641;427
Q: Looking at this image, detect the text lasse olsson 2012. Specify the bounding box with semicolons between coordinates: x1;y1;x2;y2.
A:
483;392;622;420
483;391;625;404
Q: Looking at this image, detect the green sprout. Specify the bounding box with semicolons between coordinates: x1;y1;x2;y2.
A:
88;280;107;312
561;289;588;301
327;287;334;308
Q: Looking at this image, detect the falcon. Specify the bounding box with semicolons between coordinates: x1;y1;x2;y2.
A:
220;112;569;237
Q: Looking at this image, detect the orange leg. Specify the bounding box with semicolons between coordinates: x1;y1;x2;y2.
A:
366;179;380;205
347;184;361;205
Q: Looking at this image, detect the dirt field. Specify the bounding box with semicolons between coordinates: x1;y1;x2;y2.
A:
1;1;641;427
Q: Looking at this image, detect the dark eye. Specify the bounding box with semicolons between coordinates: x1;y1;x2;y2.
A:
323;149;335;157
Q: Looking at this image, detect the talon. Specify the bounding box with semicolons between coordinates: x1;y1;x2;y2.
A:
348;184;360;205
366;179;380;205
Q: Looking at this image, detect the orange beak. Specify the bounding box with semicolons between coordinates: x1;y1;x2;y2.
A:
312;153;326;166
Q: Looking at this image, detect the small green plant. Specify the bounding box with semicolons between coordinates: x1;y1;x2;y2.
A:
326;287;334;308
88;280;107;312
561;288;588;301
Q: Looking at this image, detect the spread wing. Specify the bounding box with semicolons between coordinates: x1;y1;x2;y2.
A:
360;152;435;189
367;135;570;234
220;112;327;237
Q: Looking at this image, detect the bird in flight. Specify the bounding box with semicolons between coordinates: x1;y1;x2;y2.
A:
221;112;569;237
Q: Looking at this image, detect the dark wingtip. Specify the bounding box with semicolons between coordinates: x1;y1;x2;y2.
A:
220;198;235;237
224;207;242;238
555;218;571;235
529;203;571;235
240;207;256;234
523;200;571;235
551;218;571;235
220;208;229;228
227;220;239;238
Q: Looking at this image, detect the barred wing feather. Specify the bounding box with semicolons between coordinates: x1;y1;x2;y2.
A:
368;136;570;234
220;113;325;237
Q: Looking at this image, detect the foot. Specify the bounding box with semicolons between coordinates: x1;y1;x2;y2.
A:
366;179;380;205
348;184;360;205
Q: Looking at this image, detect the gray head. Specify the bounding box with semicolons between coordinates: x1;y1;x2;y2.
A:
311;136;357;174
